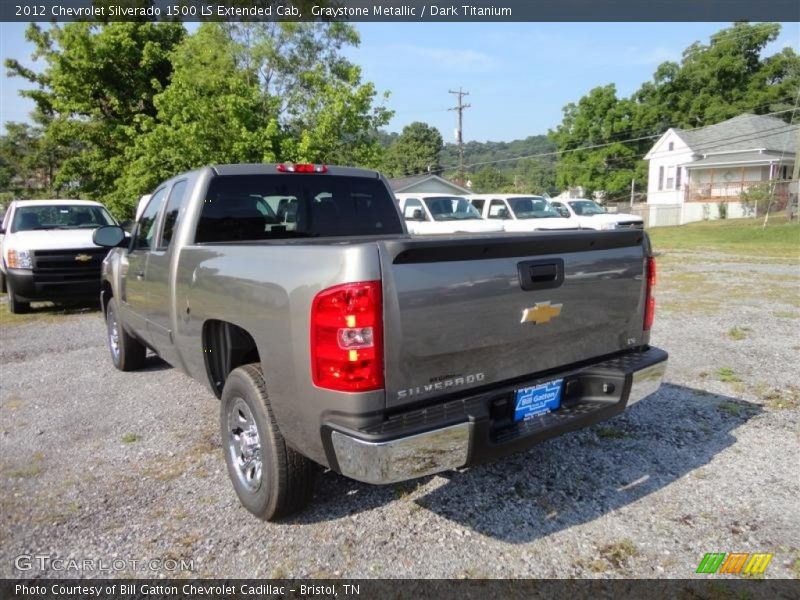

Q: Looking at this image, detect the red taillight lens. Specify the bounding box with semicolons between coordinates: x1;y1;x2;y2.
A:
276;163;328;173
644;256;656;331
311;281;383;392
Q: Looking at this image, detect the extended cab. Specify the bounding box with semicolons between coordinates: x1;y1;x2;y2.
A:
94;163;667;520
0;199;119;313
394;193;504;234
469;194;579;232
550;198;644;230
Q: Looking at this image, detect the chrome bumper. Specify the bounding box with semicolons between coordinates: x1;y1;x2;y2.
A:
627;360;668;406
330;355;667;485
331;423;471;485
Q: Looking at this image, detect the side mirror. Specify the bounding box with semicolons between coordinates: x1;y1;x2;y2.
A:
498;208;509;219
93;225;127;248
412;209;425;221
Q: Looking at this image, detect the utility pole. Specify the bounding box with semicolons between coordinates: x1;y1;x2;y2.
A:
449;88;471;181
630;178;635;208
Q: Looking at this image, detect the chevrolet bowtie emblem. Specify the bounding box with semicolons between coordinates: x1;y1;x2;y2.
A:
74;253;92;262
521;301;562;324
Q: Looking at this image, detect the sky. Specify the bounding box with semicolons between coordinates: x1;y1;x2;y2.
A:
1;21;798;142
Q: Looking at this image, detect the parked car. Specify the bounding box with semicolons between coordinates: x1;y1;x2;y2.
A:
394;193;504;234
94;163;667;520
469;194;578;231
0;199;120;313
549;198;644;230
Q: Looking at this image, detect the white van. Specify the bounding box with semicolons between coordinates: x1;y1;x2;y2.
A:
395;193;504;235
468;194;578;231
549;198;644;230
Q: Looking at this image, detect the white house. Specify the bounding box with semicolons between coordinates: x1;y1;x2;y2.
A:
644;114;797;223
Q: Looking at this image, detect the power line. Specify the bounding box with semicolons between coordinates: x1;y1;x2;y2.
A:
429;108;798;175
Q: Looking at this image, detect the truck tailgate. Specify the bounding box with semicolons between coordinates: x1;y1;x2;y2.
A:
379;231;648;409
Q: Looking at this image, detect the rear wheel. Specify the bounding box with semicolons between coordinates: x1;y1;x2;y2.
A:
105;297;146;371
7;279;30;314
220;363;316;520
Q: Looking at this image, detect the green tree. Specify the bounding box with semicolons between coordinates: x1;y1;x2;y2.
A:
114;22;391;215
512;158;557;195
550;22;800;198
383;121;444;177
469;166;512;193
5;21;186;202
0;122;67;198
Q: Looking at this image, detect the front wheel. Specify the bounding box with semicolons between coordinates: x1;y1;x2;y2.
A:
105;297;146;371
220;364;316;520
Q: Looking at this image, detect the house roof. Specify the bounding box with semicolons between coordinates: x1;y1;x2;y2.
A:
683;151;792;169
673;114;798;156
387;174;471;194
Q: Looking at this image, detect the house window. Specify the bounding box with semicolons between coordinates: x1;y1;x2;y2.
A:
666;166;675;190
676;167;682;190
668;142;674;151
658;166;664;191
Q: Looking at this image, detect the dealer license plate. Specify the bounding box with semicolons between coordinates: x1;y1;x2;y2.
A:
514;379;563;422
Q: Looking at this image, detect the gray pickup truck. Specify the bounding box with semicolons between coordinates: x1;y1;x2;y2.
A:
93;163;667;520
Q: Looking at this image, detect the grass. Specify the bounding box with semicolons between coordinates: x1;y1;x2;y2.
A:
5;451;44;478
121;432;139;444
761;386;800;411
717;367;742;383
648;215;800;258
0;294;99;327
717;401;743;417
774;310;800;319
727;326;750;341
598;539;639;568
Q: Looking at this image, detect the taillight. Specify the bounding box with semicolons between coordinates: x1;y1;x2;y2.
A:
276;163;328;173
311;281;383;392
644;256;656;331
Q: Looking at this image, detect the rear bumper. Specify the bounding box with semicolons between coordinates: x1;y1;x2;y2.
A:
5;267;101;301
325;346;668;485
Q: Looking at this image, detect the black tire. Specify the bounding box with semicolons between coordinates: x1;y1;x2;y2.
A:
105;296;146;371
0;270;6;294
220;363;316;520
7;279;30;314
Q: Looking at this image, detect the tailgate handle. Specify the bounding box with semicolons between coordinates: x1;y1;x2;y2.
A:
518;259;564;291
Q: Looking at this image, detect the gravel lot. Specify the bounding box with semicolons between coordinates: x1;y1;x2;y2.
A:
1;249;798;579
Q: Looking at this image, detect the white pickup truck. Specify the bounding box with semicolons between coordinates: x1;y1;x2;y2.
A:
469;194;578;232
394;193;504;235
549;198;644;230
0;199;118;313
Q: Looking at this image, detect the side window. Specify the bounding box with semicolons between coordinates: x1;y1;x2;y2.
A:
134;188;167;251
470;199;485;214
487;199;508;219
552;202;569;218
158;180;188;250
403;198;425;221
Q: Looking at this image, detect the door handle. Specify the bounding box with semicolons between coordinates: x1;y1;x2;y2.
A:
135;270;145;281
517;259;564;291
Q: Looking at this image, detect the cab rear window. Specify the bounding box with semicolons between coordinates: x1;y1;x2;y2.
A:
195;175;402;243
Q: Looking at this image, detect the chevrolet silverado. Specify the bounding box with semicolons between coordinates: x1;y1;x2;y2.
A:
93;163;667;520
